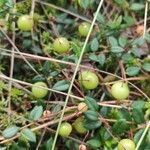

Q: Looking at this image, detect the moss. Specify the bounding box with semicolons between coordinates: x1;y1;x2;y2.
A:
0;0;5;8
141;80;150;97
16;0;32;14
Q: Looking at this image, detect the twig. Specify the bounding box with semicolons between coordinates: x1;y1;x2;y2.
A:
143;2;148;38
35;0;94;24
0;73;84;101
0;27;39;75
0;111;82;144
7;20;15;116
36;128;46;150
0;48;150;100
135;2;150;149
0;47;149;100
135;121;150;150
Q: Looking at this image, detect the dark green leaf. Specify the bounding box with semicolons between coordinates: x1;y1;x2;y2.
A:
143;63;150;72
131;48;141;57
126;66;140;76
32;75;45;82
114;0;126;6
132;100;145;109
98;54;105;66
21;128;36;142
132;109;145;124
132;101;145;124
132;38;145;46
122;53;134;63
109;36;118;47
123;15;135;26
52;80;70;91
109;15;122;29
31;45;42;54
99;128;111;141
100;107;111;117
112;119;128;135
22;39;32;49
96;13;106;24
80;0;90;9
91;38;99;51
89;53;98;62
45;137;54;150
119;36;127;47
111;46;124;53
85;96;99;111
86;138;101;148
71;42;81;57
84;120;101;130
134;129;144;144
145;32;150;43
84;110;99;121
120;109;132;121
29;106;43;121
2;125;19;139
130;3;144;11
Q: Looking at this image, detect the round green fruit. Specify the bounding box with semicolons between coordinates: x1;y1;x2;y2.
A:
17;15;34;31
111;81;130;100
32;82;48;99
117;139;135;150
58;122;72;137
78;71;99;90
78;22;91;37
73;117;87;134
53;37;70;54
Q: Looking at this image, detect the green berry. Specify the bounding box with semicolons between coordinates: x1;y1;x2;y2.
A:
73;117;87;134
111;81;130;100
17;15;34;31
53;37;70;54
78;22;91;37
118;139;135;150
79;71;99;90
32;82;48;99
58;122;72;137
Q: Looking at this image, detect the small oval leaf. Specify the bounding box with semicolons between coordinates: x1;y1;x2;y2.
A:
111;46;124;53
29;106;43;121
21;128;36;142
84;110;99;121
52;80;70;91
91;38;99;51
2;125;19;139
126;66;140;76
143;63;150;72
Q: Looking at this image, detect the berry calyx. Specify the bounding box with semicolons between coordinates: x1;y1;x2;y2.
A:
79;144;87;150
43;110;51;118
78;102;88;113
